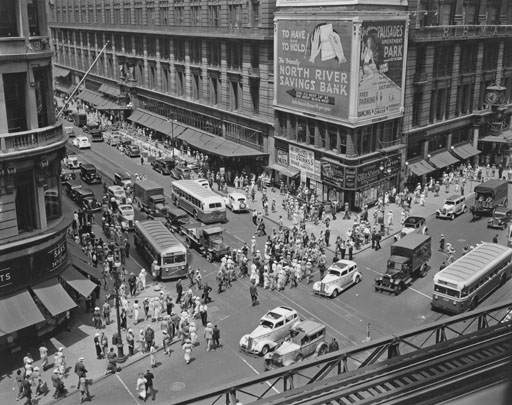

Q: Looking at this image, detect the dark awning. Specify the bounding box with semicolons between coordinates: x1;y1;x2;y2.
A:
53;66;71;77
0;290;45;337
96;99;130;111
60;266;97;298
452;143;481;160
479;130;512;144
31;278;77;316
267;163;300;177
178;128;266;158
408;160;436;176
429;151;459;169
76;89;104;106
97;83;122;98
127;110;145;125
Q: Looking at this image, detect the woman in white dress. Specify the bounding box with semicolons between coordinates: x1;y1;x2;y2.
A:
136;373;147;400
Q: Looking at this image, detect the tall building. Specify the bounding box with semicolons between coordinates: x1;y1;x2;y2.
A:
0;0;88;352
403;1;512;185
48;0;274;178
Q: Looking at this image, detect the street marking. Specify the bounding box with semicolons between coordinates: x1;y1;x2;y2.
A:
116;373;141;405
408;287;431;299
365;266;383;276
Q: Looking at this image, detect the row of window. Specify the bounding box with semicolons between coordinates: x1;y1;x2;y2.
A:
173;188;204;210
406;127;472;161
50;1;260;28
0;0;41;38
462;258;510;297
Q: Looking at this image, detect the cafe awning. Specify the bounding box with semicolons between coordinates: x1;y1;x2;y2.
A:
0;290;45;337
98;83;122;98
266;163;300;178
60;266;97;298
451;143;481;160
178;128;267;158
408;160;436;176
31;278;77;317
76;89;104;106
429;151;459;169
53;66;71;78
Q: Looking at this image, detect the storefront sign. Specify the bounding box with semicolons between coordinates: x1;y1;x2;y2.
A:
356;154;401;188
357;20;407;121
275;19;353;121
277;149;289;166
314;160;322;181
0;231;68;294
345;168;356;189
289;145;315;177
321;159;345;188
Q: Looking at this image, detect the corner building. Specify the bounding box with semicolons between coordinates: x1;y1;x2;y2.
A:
48;0;275;177
0;0;81;352
272;0;408;209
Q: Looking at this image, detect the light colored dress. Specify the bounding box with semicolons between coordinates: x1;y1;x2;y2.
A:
183;342;192;364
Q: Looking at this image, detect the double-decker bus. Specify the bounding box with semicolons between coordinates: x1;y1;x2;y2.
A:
134;220;188;280
171;180;226;224
432;243;512;314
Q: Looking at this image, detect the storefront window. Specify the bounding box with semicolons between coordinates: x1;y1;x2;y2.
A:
428;134;447;153
451;128;471;145
407;136;423;160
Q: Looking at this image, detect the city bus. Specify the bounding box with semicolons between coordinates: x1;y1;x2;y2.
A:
171;179;226;224
134;220;188;280
432;243;512;314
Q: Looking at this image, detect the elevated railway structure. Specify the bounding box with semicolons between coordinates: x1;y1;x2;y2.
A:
175;301;512;405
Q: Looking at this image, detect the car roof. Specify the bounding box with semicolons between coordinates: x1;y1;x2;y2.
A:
77;136;88;140
118;204;133;210
292;320;325;334
230;192;246;198
446;195;463;201
494;207;512;213
404;216;425;224
108;185;124;191
329;260;357;271
264;306;296;318
81;163;95;169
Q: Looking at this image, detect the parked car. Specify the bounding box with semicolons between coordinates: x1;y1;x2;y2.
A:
436;195;467;220
171;165;192;180
313;259;362;298
151;158;176;175
263;320;328;370
72;136;91;149
125;144;141;158
63;153;79;169
117;204;135;231
239;306;300;356
394;216;426;241
225;192;250;213
488;207;512;230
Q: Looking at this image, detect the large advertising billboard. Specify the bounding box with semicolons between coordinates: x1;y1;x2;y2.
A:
357;20;406;120
275;19;353;121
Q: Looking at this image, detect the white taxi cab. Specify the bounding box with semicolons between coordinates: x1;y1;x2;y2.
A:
313;259;362;298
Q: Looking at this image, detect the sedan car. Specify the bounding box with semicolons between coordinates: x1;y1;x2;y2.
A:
488;207;512;230
72;136;91;149
225;192;250;213
117;204;135;231
124;145;141;158
313;259;362;298
394;216;426;241
239;306;300;356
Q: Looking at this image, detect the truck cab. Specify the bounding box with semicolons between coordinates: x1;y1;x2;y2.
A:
80;163;102;184
183;223;230;262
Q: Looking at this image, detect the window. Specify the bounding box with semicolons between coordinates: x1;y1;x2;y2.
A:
96;5;102;23
208;5;220;27
191;4;201;27
307;120;315;145
161;37;170;59
463;1;480;25
328;126;338;152
483;43;499;71
486;1;500;24
138;63;144;86
428;134;447;153
190;40;202;64
3;73;27;132
124;6;131;24
429;88;450;122
227;42;242;70
149;64;156;89
208;74;220;105
504;41;512;68
318;122;326;148
460;44;477;74
147;2;156;26
229;4;242;28
412;91;422;126
135;36;144;55
125;35;133;53
45;162;62;222
113;4;121;24
27;0;41;36
407;136;423;160
297;118;306;143
174;39;185;62
250;78;259;114
438;2;454;25
191;70;203;100
15;171;37;232
433;46;453;78
207;41;221;66
160;4;169;25
147;37;156;57
105;6;111;24
176;69;185;96
162;66;170;93
415;46;426;75
34;68;51;128
134;2;143;25
229;78;241;111
174;0;184;25
251;0;260;27
451;128;471;145
456;83;474;116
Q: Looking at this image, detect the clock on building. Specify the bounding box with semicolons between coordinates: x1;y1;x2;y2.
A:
485;83;506;106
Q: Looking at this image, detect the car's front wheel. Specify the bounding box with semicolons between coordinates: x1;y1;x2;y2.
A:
331;289;339;298
261;345;269;356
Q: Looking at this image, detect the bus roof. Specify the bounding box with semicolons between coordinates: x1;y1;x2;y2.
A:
172;180;222;200
433;243;512;290
135;220;185;253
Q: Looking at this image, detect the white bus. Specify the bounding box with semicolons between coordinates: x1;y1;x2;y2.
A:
171;179;227;224
432;243;512;314
134;220;188;280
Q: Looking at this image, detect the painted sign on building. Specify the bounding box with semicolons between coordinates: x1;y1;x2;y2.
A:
357;20;407;121
289;145;315;177
276;149;289;166
275;19;353;121
321;159;344;188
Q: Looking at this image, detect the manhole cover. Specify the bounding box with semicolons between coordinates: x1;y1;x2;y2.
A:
169;382;186;391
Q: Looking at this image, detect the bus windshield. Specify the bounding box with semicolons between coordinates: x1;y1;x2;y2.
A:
434;284;460;298
163;254;186;265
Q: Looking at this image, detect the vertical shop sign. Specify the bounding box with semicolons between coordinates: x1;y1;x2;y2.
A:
357;20;407;121
277;149;289;166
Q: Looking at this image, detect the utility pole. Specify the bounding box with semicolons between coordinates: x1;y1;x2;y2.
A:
56;41;110;119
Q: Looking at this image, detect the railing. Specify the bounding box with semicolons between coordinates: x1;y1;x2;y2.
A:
174;300;512;405
1;122;64;153
410;24;512;41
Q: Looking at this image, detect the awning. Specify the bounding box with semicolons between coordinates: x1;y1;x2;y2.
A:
98;83;122;98
429;151;459;169
76;89;104;106
408;160;436;176
127;110;145;125
71;258;102;282
267;163;300;178
60;266;97;298
31;278;77;317
53;66;71;78
479;130;512;144
0;290;45;337
451;143;481;160
96;99;131;111
178;128;267;158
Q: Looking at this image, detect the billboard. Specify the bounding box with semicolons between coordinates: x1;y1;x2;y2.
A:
289;145;315;177
357;20;406;120
275;19;353;121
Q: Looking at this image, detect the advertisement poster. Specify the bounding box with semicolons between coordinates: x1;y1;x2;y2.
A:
276;149;289;166
357;20;406;120
321;159;344;188
289;145;315;177
276;19;352;121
